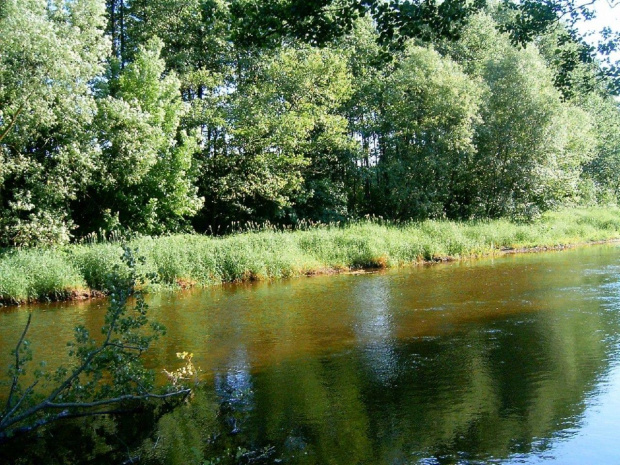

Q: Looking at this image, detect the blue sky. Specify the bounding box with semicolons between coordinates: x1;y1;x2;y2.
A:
575;0;620;61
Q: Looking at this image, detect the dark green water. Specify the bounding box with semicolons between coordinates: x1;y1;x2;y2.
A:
3;245;620;463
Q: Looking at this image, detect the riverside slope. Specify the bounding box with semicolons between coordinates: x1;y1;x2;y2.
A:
2;208;620;306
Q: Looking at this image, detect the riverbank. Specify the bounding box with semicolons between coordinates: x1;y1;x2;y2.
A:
2;207;620;306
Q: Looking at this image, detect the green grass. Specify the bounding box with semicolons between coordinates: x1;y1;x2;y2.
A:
2;207;620;305
0;249;87;304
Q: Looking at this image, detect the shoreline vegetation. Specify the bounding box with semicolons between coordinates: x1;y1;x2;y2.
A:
2;207;620;307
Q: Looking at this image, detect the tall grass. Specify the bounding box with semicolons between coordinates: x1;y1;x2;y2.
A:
2;207;620;305
0;250;86;304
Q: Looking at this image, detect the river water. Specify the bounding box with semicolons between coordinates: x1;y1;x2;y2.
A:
2;245;620;463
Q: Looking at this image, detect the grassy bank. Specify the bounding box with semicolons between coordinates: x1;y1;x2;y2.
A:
2;207;620;305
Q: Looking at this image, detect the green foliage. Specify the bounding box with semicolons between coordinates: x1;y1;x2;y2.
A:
475;42;564;217
3;1;620;460
380;44;482;219
0;0;619;244
81;38;203;235
497;0;620;93
126;0;232;75
581;94;620;200
197;45;354;227
0;0;109;246
227;0;364;48
446;13;596;219
535;23;604;100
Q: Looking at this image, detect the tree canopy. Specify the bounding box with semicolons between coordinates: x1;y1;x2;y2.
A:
0;0;619;245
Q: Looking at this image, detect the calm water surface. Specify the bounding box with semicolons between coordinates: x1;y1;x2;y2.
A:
3;245;620;463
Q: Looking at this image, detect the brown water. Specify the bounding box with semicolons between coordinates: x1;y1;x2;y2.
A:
3;245;620;463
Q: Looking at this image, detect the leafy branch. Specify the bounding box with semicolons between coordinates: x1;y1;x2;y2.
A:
0;247;191;443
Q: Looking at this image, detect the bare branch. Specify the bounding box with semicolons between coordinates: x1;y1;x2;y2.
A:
107;342;148;352
44;389;191;410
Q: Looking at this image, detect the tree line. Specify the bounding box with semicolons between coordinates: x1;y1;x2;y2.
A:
1;0;619;246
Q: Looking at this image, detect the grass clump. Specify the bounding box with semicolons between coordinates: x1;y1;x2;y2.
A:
0;249;86;304
2;207;620;305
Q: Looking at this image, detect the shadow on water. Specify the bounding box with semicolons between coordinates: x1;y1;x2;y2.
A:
3;245;620;463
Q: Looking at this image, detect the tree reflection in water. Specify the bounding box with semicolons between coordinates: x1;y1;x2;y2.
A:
3;247;620;464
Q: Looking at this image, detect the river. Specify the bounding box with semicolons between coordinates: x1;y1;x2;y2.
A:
2;245;620;463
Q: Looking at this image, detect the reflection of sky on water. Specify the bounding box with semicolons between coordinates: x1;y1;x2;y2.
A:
503;363;620;464
500;255;620;464
214;346;253;415
353;277;399;385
